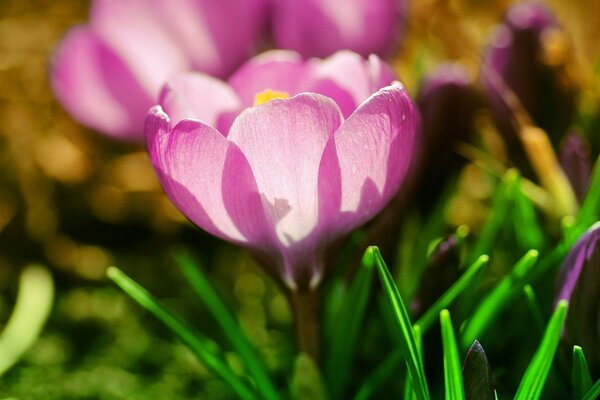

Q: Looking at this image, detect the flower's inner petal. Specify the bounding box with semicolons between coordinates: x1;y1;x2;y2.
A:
228;94;343;246
159;73;242;134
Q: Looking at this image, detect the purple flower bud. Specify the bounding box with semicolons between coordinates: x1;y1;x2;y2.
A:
555;223;600;373
482;2;576;151
559;131;592;202
416;63;477;203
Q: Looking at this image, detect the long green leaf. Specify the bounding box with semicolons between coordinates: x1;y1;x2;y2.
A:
403;326;423;400
107;267;257;400
372;246;430;400
511;176;545;251
522;285;544;334
582;379;600;400
441;310;465;400
572;346;593;398
173;250;279;400
514;300;568;400
577;155;600;229
461;250;539;349
415;254;489;333
356;253;487;399
325;247;376;400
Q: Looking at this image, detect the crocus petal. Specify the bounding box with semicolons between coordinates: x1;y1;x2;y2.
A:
272;0;404;58
331;83;417;232
50;27;153;140
159;73;242;133
227;93;343;247
309;51;396;117
146;107;269;244
228;50;310;106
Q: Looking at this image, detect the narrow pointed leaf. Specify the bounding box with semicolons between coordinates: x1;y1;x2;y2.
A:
582;378;600;400
572;346;593;398
462;341;494;400
403;326;423;400
523;285;545;334
514;300;569;400
441;310;465;400
325;247;376;400
107;267;257;400
173;250;279;400
461;250;539;348
372;246;430;400
512;177;545;251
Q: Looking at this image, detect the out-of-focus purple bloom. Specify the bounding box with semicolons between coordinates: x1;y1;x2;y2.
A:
559;131;592;202
145;51;417;289
271;0;406;58
556;223;600;373
51;0;267;141
416;63;477;204
482;2;576;150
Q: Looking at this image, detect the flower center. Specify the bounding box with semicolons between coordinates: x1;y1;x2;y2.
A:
253;89;289;106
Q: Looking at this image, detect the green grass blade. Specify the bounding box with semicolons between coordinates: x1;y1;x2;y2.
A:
441;310;465;400
403;326;423;400
572;346;593;398
461;250;539;349
523;285;545;334
107;267;257;400
511;177;545;251
325;247;376;400
514;300;569;400
415;254;489;333
577;155;600;229
372;246;430;400
582;379;600;400
173;250;279;400
355;254;487;399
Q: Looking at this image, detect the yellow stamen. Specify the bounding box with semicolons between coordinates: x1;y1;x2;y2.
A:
253;89;289;106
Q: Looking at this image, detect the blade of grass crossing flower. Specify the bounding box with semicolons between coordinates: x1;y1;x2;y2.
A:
355;254;487;400
523;285;544;334
577;155;600;230
173;250;279;400
440;310;465;400
582;378;600;400
403;326;423;400
514;300;568;400
572;346;593;398
461;250;539;349
325;247;376;400
372;246;430;400
107;267;257;400
415;254;489;333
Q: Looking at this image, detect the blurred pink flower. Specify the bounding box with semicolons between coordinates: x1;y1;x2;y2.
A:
271;0;406;58
146;51;417;289
51;0;267;141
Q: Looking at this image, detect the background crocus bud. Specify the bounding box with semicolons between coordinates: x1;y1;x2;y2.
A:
415;63;477;206
271;0;406;58
559;130;592;202
555;223;600;374
51;0;267;142
482;1;577;152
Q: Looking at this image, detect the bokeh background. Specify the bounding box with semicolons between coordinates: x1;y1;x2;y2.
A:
1;0;600;398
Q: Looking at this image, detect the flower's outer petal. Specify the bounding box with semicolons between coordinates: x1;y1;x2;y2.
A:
309;51;396;117
146;106;272;244
331;83;417;232
227;93;343;247
159;73;242;134
50;27;152;141
90;0;191;95
272;0;404;58
228;50;310;107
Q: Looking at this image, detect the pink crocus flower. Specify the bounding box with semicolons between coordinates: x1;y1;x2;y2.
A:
146;50;418;290
271;0;406;58
51;0;266;142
